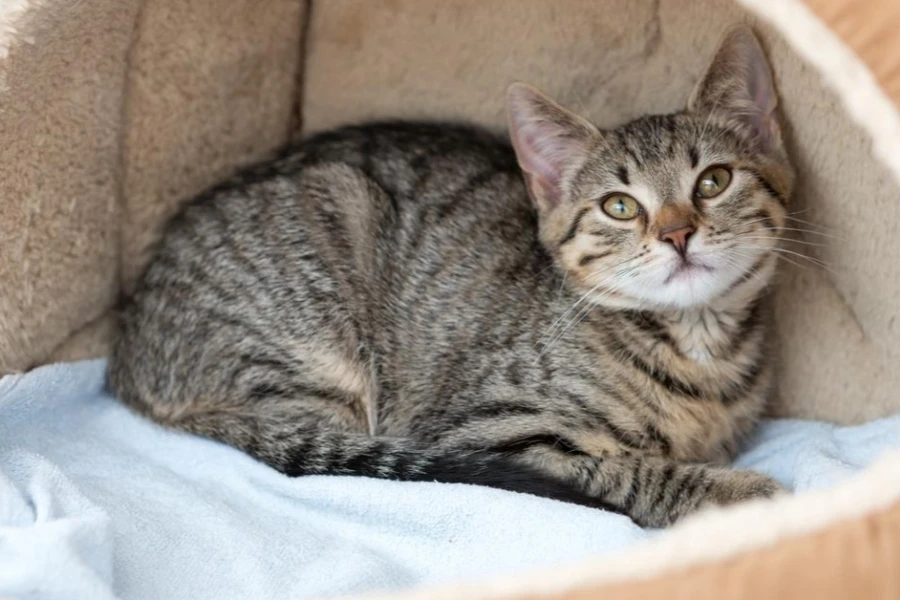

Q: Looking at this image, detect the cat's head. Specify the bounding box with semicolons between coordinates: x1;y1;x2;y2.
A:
507;26;794;310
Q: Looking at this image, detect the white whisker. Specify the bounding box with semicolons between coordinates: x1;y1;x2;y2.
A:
534;265;642;363
729;244;836;275
738;236;828;248
536;255;640;345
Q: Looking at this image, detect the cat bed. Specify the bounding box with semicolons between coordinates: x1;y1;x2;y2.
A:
3;0;900;598
3;360;900;600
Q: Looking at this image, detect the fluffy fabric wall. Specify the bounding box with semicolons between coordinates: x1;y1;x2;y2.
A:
301;0;900;424
118;0;306;293
0;0;138;373
0;0;307;369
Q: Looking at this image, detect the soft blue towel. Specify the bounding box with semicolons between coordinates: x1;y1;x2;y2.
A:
1;360;899;600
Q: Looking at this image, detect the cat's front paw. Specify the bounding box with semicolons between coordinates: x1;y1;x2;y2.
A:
703;469;786;508
633;466;785;529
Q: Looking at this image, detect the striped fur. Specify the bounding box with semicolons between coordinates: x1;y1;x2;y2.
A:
108;27;794;527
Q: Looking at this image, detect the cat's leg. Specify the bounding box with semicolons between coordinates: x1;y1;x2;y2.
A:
131;371;777;526
515;450;783;528
111;331;778;526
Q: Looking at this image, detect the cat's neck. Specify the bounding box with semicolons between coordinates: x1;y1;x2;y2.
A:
567;261;772;363
650;286;768;363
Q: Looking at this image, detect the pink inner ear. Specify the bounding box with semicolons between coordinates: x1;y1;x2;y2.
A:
744;48;778;149
726;32;780;152
507;91;592;207
691;29;782;154
748;58;777;117
515;125;564;188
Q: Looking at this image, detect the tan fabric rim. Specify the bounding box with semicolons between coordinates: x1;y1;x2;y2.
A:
806;0;900;106
542;499;900;600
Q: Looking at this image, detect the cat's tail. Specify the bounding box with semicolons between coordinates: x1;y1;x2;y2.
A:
175;413;618;513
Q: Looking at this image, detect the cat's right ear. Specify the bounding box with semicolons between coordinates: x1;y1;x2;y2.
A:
689;26;781;154
507;83;597;211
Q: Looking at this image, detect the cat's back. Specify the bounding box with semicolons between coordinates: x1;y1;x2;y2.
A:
154;120;530;252
295;121;519;181
274;120;529;219
109;119;546;420
136;120;532;281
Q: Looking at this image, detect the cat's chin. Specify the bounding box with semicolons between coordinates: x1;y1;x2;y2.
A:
645;277;725;309
628;248;775;311
611;262;738;311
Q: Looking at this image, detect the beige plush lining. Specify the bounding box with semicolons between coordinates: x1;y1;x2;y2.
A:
738;0;900;197
0;0;138;372
118;0;308;292
0;0;308;371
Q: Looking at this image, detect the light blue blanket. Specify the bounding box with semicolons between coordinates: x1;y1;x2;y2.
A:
1;360;899;600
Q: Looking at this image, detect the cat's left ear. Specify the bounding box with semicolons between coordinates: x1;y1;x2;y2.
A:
507;83;598;211
689;26;782;154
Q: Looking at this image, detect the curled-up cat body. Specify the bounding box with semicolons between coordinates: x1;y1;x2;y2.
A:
108;27;794;527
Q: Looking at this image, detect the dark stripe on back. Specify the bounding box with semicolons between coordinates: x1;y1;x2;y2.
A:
433;169;503;222
359;129;376;179
443;402;544;431
488;433;588;457
409;151;435;200
555;389;645;451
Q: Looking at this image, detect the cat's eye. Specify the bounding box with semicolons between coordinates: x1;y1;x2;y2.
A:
694;166;732;199
601;194;642;220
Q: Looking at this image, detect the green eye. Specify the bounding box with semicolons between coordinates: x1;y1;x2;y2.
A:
601;194;642;220
695;166;732;199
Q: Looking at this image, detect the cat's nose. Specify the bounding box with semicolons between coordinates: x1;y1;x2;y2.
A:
659;225;695;256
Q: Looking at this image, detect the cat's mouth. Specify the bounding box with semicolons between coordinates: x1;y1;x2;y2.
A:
664;258;713;285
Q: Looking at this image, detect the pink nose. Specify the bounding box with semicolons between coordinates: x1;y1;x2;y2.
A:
659;225;695;256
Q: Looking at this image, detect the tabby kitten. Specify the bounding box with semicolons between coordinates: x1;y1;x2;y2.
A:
108;27;793;528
